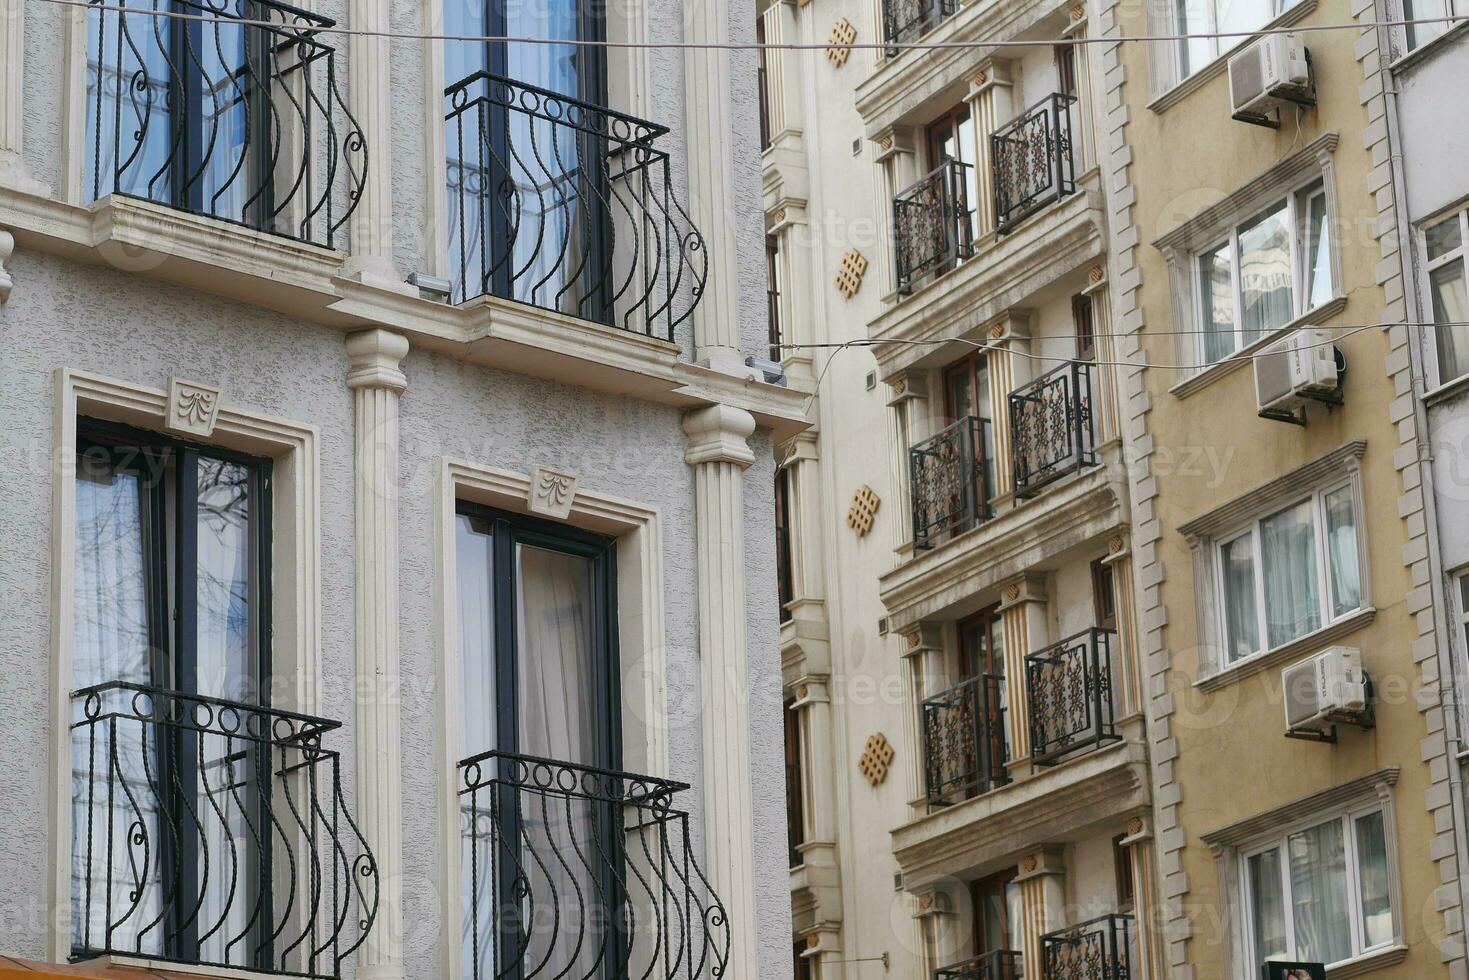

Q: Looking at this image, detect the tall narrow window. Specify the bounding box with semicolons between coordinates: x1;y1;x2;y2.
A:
776;468;795;623
1073;293;1097;361
1113;835;1136;913
784;698;806;867
1092;557;1117;630
944;350;997;500
767;234;784;361
926;105;980;245
1425;209;1469;384
970;869;1021;955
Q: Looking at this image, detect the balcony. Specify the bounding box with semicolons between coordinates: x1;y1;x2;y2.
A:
458;750;729;978
882;0;960;49
444;72;707;341
992;94;1078;236
936;950;1023;980
1040;913;1134;980
69;682;377;979
1009;360;1098;499
921;674;1009;806
1026;628;1121;768
910;416;993;550
84;0;365;248
893;158;974;294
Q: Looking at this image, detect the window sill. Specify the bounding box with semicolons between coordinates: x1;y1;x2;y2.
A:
1194;606;1376;693
1167;295;1348;401
1325;943;1409;978
1423;369;1469;408
1146;0;1318;115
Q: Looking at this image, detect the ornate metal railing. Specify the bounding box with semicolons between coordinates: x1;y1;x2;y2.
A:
910;415;993;550
936;949;1024;980
922;674;1008;806
85;0;365;247
1041;913;1134;980
444;71;707;340
1026;628;1121;767
882;0;960;50
894;158;973;294
1009;359;1097;498
458;750;729;980
992;93;1077;235
69;682;377;978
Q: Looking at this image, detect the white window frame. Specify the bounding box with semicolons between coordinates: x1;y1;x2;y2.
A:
1390;0;1468;57
1171;0;1303;82
1191;178;1334;365
1211;478;1365;666
1238;802;1401;969
1421;206;1469;388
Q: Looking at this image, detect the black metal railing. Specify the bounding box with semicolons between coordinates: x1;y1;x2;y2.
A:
936;949;1024;980
910;416;993;550
894;158;973;294
458;750;729;980
921;674;1008;806
992;93;1077;235
69;682;377;979
444;71;707;340
85;0;365;247
882;0;960;50
1009;360;1097;499
1026;628;1120;767
1040;913;1134;980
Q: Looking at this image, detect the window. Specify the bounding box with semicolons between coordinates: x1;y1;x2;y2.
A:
1073;293;1097;361
1243;807;1395;967
1174;0;1303;80
1195;180;1334;364
784;698;806;867
767;234;784;361
1398;0;1464;52
776;468;795;622
1215;481;1362;663
970;869;1021;955
1424;209;1469;385
927;105;981;243
1113;835;1136;913
1092;557;1118;630
944;350;998;497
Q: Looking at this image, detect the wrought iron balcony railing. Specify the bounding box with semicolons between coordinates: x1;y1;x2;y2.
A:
894;158;974;294
1040;913;1135;980
444;71;707;341
1026;627;1121;768
936;949;1023;980
882;0;960;50
69;682;378;979
992;93;1077;235
458;750;729;979
85;0;365;247
1009;360;1097;499
921;673;1008;806
910;415;993;550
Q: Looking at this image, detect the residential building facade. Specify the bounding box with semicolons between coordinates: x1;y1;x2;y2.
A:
0;0;801;978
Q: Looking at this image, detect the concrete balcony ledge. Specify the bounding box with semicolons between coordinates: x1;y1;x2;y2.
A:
891;735;1151;889
867;181;1105;380
0;954;277;979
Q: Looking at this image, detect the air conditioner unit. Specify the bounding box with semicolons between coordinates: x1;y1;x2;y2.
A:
1282;646;1372;738
1254;328;1341;423
1229;32;1314;126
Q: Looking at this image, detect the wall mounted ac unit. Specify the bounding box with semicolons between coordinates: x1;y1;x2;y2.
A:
1255;328;1342;423
1282;646;1372;740
1229;32;1315;127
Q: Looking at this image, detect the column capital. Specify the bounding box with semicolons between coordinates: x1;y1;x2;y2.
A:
1016;844;1066;881
345;329;409;393
997;571;1047;612
683;404;756;468
901;622;945;659
966;58;1014;98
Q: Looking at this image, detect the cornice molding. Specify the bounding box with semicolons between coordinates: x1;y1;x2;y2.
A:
1200;768;1400;850
1177;440;1367;541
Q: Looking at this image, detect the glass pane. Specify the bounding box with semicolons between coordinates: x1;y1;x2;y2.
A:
1431;261;1469;383
85;5;175;203
1405;0;1451;50
455;514;497;980
1239;202;1295;341
1426;213;1463;261
194;457;256;701
1323;486;1361;618
1249;848;1288;964
1175;0;1216;78
1221;535;1261;661
1200;243;1237;363
515;544;597;765
1261;499;1322;648
1216;0;1274;36
1300;185;1333;310
1288;819;1352;966
1355;811;1393;949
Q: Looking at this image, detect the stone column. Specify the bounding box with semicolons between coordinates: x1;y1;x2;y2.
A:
1015;847;1066;971
888;372;931;557
873;125;917;298
0;0;45;194
345;328;409;980
1122;814;1165;980
985;311;1032;501
345;0;399;287
965;60;1013;239
682;404;759;976
998;572;1048;771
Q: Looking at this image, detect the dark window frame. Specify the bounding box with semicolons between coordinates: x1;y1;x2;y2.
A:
1092;556;1118;631
784;697;806;868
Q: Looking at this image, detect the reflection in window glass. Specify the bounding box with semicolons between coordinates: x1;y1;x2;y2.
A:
1287;819;1351;966
1355;811;1393;950
1260;499;1321;649
1221;534;1260;662
1301;185;1333;310
1249;848;1287;964
1323;485;1360;617
1200;243;1237;362
1239;202;1294;342
1432;262;1469;382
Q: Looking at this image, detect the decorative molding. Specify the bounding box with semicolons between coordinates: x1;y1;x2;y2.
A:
345;328;410;393
527;465;579;519
858;733;896;786
682;404;757;468
165;377;222;437
835;248;868;298
1201;768;1400;850
826;18;856;67
1177;441;1367;540
846;485;881;536
0;227;13;301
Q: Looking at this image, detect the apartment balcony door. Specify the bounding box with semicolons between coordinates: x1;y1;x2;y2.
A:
958;608;1008;787
945;352;998;505
970;869;1021;957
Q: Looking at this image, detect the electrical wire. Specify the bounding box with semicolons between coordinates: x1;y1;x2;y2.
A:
28;0;1469;52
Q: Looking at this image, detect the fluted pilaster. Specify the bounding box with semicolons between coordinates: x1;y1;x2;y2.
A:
0;0;45;194
345;0;397;286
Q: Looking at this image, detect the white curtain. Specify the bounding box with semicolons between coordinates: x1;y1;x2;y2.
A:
1260;500;1321;648
1249;848;1287;964
1432;261;1469;383
1288;819;1352;966
1220;535;1260;661
1354;812;1393;950
1323;486;1360;618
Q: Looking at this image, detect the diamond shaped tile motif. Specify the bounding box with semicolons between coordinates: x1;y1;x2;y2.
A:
835;248;868;298
846;484;881;536
827;18;856;67
858;732;895;786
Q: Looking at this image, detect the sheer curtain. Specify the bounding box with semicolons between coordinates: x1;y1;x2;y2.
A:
1239;203;1295;343
1220;535;1260;661
1432;261;1469;383
1288;820;1352;965
1260;500;1321;648
1323;486;1360;617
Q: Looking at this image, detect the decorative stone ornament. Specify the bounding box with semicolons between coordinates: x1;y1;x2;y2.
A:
0;228;13;302
857;732;895;786
528;465;579;519
166;377;222;437
834;248;868;298
826;19;856;67
846;485;881;536
1089;264;1106;284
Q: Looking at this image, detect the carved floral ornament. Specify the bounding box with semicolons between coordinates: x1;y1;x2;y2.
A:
166;377;222;437
528;465;579;519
